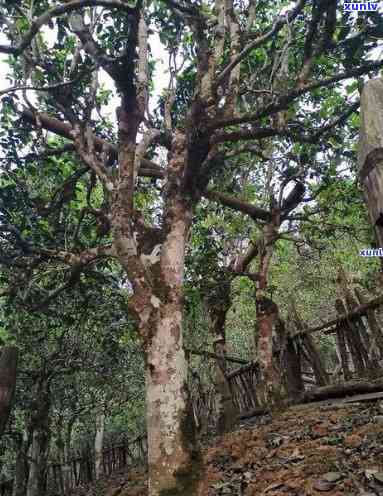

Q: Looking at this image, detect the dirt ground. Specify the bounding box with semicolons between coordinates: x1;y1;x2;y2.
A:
72;400;383;496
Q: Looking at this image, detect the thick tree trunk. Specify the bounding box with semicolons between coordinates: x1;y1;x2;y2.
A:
143;149;200;495
94;411;105;479
26;378;51;496
113;114;201;493
146;306;199;496
0;346;18;439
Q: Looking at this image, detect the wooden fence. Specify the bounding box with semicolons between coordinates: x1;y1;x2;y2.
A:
189;287;383;424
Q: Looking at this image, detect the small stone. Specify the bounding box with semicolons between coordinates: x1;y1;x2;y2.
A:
312;424;329;438
373;472;383;484
329;414;337;423
365;468;379;480
344;434;362;448
313;479;335;492
323;472;342;483
374;415;383;424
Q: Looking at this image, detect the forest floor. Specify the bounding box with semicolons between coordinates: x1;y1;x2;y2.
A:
73;399;383;496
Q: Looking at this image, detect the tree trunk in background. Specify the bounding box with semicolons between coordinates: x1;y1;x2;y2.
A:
290;301;329;386
335;325;352;381
343;286;375;370
0;346;18;439
256;296;281;405
281;323;304;397
206;278;237;435
63;420;74;494
13;430;30;496
213;337;237;435
55;416;65;496
254;217;281;405
94;410;105;479
26;378;51;496
301;334;329;386
335;298;368;376
355;287;383;360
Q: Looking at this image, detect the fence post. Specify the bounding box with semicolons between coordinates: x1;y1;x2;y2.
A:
359;77;383;253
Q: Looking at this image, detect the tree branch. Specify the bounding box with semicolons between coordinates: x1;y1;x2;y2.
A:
20;109;165;178
0;78;81;98
0;0;136;55
212;101;360;145
212;61;381;130
215;0;306;87
204;190;271;222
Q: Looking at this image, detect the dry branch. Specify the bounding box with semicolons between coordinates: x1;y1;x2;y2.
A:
299;377;383;403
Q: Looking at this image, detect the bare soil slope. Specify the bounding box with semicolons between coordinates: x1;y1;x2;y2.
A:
73;400;383;496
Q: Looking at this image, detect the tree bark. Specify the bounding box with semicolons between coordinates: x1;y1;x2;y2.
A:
344;288;374;369
335;325;352;381
290;302;329;386
12;430;30;496
358;77;383;247
354;287;383;359
300;334;329;386
254;217;282;405
63;420;75;494
205;279;237;435
124;133;200;496
282;334;304;397
213;340;237;435
112;103;202;494
26;377;51;496
256;296;281;405
144;188;201;495
94;410;105;479
335;298;367;376
0;346;18;439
